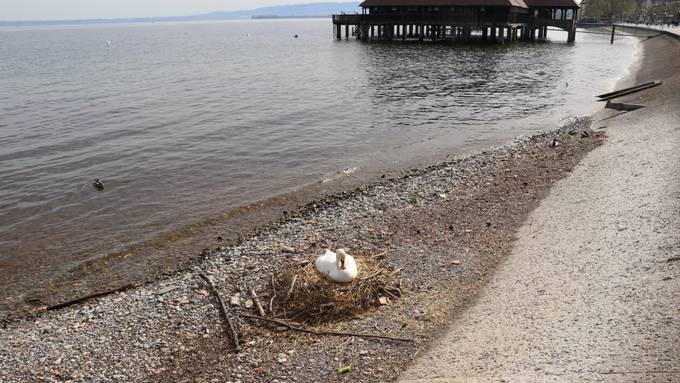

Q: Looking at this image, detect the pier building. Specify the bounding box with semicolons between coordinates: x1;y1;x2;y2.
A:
332;0;580;43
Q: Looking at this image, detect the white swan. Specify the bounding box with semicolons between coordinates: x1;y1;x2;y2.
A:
315;249;358;283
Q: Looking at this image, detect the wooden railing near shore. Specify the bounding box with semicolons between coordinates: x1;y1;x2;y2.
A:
332;13;529;26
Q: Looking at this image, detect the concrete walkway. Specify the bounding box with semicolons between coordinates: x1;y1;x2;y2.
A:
399;36;680;382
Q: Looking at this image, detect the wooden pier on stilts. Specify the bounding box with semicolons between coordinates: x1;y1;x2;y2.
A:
332;0;579;43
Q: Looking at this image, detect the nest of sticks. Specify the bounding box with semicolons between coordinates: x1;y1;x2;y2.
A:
269;252;402;325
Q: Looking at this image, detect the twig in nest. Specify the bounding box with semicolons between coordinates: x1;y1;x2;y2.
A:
361;270;383;280
249;286;266;317
241;314;414;343
270;274;276;314
199;274;240;352
381;288;399;300
286;275;298;299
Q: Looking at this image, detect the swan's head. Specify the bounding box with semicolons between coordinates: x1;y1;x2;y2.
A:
336;249;348;270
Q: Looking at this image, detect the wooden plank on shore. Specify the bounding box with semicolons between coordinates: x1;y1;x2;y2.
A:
597;81;661;101
47;284;134;311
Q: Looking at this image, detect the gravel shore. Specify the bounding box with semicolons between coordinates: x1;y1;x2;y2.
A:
0;116;603;382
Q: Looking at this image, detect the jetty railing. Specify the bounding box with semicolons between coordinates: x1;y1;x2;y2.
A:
333;13;529;26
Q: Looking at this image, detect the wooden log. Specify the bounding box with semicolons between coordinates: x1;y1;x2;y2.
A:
47;284;133;311
199;274;240;352
596;80;661;100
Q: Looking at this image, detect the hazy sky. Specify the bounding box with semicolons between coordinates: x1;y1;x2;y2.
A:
1;0;346;21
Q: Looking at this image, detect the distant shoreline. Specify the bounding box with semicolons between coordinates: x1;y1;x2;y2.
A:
251;15;333;20
0;2;358;27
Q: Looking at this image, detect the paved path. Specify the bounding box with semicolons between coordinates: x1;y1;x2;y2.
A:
399;35;680;383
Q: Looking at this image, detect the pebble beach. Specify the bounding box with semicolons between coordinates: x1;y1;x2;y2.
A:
0;117;603;383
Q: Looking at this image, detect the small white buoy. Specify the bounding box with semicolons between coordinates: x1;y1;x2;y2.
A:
315;249;358;283
106;40;111;46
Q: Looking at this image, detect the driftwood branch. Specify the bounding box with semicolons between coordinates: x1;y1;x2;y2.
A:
241;314;414;343
199;274;240;352
249;286;266;317
47;284;133;311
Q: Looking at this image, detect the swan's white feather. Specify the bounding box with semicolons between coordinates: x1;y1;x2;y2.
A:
315;249;358;283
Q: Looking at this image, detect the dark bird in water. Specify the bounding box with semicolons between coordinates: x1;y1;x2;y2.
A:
294;34;299;38
93;179;104;190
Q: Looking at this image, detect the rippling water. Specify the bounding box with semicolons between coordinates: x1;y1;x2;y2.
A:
0;19;637;307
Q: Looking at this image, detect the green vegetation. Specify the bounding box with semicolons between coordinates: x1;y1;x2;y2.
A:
582;0;638;20
641;2;680;23
583;0;680;23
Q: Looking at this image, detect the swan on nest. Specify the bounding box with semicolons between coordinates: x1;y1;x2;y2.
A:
315;249;358;283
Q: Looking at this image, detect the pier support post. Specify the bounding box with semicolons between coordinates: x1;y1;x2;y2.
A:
610;25;616;44
498;27;504;43
345;24;349;39
567;26;576;43
482;27;488;41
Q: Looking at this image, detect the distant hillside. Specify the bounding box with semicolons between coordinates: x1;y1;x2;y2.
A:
0;2;361;27
201;3;361;20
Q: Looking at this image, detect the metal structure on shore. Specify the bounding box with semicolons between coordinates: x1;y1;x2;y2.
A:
332;0;580;43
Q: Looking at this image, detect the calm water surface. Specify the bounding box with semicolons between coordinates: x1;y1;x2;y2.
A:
0;19;637;308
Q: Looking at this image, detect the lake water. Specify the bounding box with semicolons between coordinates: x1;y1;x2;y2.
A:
0;19;638;313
